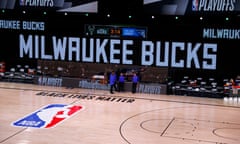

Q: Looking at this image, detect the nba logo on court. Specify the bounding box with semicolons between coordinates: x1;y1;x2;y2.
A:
192;0;199;11
12;104;83;128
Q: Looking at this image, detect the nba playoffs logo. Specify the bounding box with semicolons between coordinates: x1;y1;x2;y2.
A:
192;0;199;11
12;104;83;128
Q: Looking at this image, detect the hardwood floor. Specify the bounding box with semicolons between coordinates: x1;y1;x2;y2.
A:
0;82;239;144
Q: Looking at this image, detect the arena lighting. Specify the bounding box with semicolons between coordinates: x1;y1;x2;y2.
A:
175;16;179;20
43;11;47;15
200;16;203;20
128;15;132;19
2;10;5;13
107;14;110;18
64;12;68;16
22;11;26;14
151;15;155;19
85;13;89;16
225;17;229;21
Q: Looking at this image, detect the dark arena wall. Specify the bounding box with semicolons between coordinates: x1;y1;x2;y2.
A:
0;0;240;87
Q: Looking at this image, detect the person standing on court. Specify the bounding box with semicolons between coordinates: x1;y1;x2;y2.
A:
132;72;139;93
109;71;117;94
118;72;125;92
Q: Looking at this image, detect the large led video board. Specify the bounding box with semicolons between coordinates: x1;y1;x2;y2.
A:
144;0;240;15
0;0;98;13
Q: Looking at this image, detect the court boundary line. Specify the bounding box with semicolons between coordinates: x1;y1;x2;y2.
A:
0;85;239;109
0;128;27;143
119;107;240;144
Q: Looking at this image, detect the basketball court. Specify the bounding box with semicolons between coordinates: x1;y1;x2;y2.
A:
0;82;240;144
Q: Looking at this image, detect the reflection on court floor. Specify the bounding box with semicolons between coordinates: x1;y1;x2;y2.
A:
0;82;239;144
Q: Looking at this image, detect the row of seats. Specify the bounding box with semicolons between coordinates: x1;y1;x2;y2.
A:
0;64;35;83
168;76;228;98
